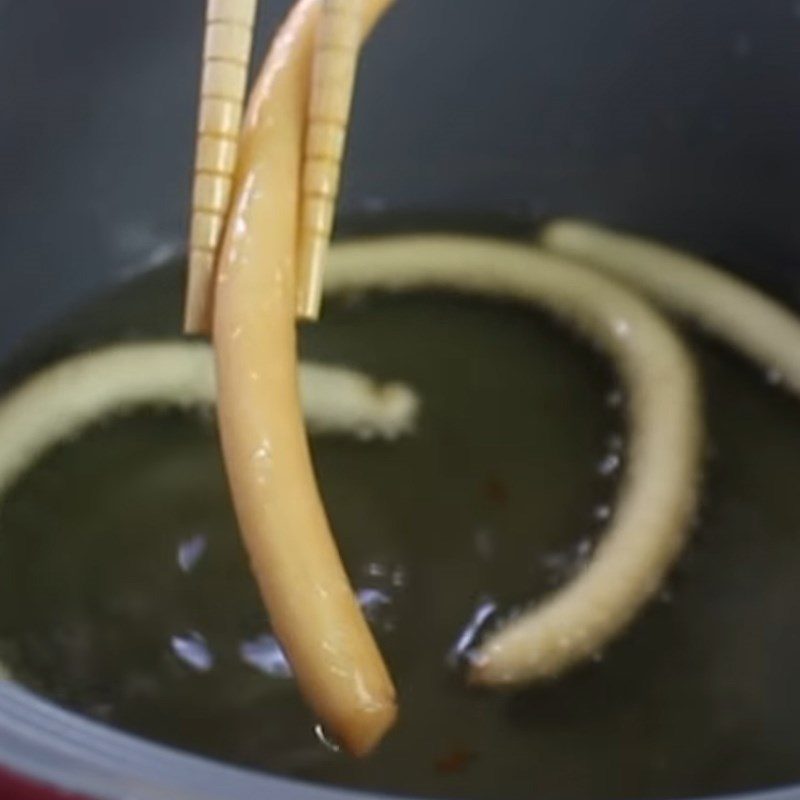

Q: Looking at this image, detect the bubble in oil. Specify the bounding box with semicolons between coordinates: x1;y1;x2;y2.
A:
170;631;214;673
356;588;395;633
314;723;341;753
541;537;594;585
177;533;207;573
364;560;387;579
593;504;612;522
576;538;592;559
606;388;624;408
447;597;498;667
239;634;292;678
597;453;621;477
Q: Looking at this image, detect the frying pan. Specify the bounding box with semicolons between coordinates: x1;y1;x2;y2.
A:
1;1;800;798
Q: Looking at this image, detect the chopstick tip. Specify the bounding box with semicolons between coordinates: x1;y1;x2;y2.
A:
296;235;328;321
183;249;216;335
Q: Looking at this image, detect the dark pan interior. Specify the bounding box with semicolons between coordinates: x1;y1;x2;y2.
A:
1;1;800;799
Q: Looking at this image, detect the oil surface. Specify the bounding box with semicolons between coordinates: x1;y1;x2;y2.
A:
0;249;799;800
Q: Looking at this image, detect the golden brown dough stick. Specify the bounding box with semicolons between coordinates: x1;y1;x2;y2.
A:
213;0;396;757
185;0;257;334
296;0;365;319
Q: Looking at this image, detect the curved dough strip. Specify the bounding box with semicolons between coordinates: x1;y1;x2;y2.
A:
0;341;419;497
324;235;702;685
541;219;800;394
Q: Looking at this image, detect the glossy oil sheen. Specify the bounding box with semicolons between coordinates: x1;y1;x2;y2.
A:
0;250;799;800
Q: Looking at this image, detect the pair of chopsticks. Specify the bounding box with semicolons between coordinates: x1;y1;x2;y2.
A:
184;0;365;334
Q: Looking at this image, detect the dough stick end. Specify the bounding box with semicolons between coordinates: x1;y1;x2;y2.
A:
465;650;515;689
465;640;558;688
337;696;398;757
538;218;608;260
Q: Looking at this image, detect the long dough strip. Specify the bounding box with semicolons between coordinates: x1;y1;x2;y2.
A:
0;341;419;497
324;235;702;685
213;0;397;756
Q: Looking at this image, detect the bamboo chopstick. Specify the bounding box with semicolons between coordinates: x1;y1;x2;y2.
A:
296;0;365;320
184;0;258;334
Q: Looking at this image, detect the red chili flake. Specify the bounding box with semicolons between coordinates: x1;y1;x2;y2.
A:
484;475;508;506
435;747;478;774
